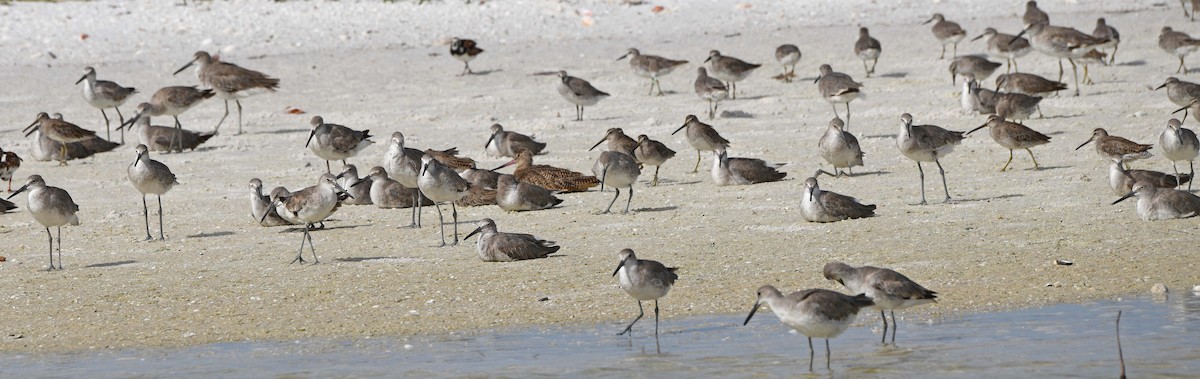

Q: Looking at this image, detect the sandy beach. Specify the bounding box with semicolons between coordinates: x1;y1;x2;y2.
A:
0;0;1198;353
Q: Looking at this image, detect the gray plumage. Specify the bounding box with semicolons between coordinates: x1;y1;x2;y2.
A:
897;113;965;204
743;286;873;371
1108;159;1192;195
76;66;137;143
306;116;374;174
673;115;731;173
704;50;760;99
818;117;864;176
485;123;546;157
592;151;641;214
1160;26;1200;74
712;149;786;186
335;164;374;205
634;134;676;186
464;218;560;262
249;179;293;227
121;115;216;153
618;48;688;96
775;44;802;81
972;27;1031;73
175;51;279;134
127;144;179;240
816;64;863;129
996;73;1067;96
1023;1;1049;28
800;176;875;222
823;262;937;345
613;248;679;337
924;13;967;59
495;174;561;212
589;127;638;156
1160;118;1199;191
949;55;1002;85
418;155;471;247
694;67;728;119
1112;180;1200;220
557;70;609;121
854;28;881;77
8;175;80;270
365;166;432;209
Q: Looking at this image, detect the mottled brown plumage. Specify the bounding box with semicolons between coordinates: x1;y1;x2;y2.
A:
967;114;1051;171
494;150;599;193
589;128;638;155
1108;159;1192;195
1076;128;1153;163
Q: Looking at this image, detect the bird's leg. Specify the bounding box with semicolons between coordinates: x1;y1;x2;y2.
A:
935;158;951;202
157;194;165;240
450;202;459;245
1189;161;1195;191
1069;59;1080;96
1037;105;1045;118
100;108;112;141
618;301;644;336
114;107;127;144
871;58;879;75
730;81;737;99
45;227;54;270
1002;150;1014;172
692;150;701;173
1006;58;1012;74
807;337;815;372
952;42;958;59
940;44;946;60
604;188;619;214
406;190;420;228
1082;64;1092;85
58;145;68;166
1110;45;1118;65
880;309;888;344
172;116;184;153
825;338;832;370
890;310;898;345
434;203;446;247
215;100;230;134
325;160;332;174
712;99;720;119
653;299;660;337
830;103;840;121
916;162;927;205
236;100;244;135
845;103;852;130
307;225;318;263
1179;56;1187;74
624;185;633;214
292;225;309;264
56;226;63;270
1013;58;1020;73
142;194;152;241
652;166;660;186
1057;59;1064;82
1027;149;1040;170
861;59;870;77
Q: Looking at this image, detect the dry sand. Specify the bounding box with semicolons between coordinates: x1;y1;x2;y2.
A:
0;0;1198;352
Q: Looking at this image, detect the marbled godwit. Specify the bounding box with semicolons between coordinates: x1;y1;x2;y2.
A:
1078;49;1108;85
127;144;178;241
897;113;965;204
261;174;348;263
1158;77;1200;109
775;44;801;82
823;262;938;345
966;114;1051;171
455;186;497;208
1023;1;1049;28
1076;128;1153;165
418;155;470;246
492;150;599;192
485;123;546;157
634;134;676;186
249;179;292;227
949;56;1002;85
618;48;688;96
1160;27;1200;74
1108;158;1192;195
854;28;881;77
335;164;373;205
363;166;429;209
305;116;373;174
972;27;1031;73
450;38;484;76
800;175;875;222
1092;18;1120;65
995;73;1067;96
592;151;640;214
23;112;97;166
588;127;637;155
75;66;136;143
819;118;864;177
118;113;216;153
613;249;678;337
1160;118;1199;190
174;51;279;134
705;50;760;99
743;286;873;371
815;64;863;129
995;92;1043;123
120;86;214;152
1113;180;1200;220
1013;22;1109;96
924;13;967;59
556;70;609;121
673;115;730;173
464;218;560;262
495;174;561;212
694;67;728;119
712;149;786;186
962;79;999;114
7;175;80;270
1;147;21;192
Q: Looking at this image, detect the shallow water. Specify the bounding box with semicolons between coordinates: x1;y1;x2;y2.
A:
6;294;1199;378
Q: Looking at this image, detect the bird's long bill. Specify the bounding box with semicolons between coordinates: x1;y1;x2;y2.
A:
334;171;346;180
420;163;429;177
22;125;40;137
6;184;29;199
172;61;195;76
966;124;988;135
1009;30;1027;46
463;225;484;241
304;129;317;148
589;137;606;152
703;56;713;63
259;201;275;224
74;74;87;85
671;123;687;135
812;74;823;84
491;160;515;172
484;133;497;150
350;178;370;187
743;301;761;326
921;17;934;25
134;150;145;167
1172;104;1191;115
332;182;353;199
22;119;40;134
808;185;816;202
1155;83;1168;91
1112;191;1137;205
970;33;985;42
1074;137;1094;150
611;257;626;277
616;52;630;61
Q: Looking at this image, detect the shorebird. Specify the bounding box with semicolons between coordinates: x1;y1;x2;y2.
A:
456;162;501;190
704;50;760;99
618;48;688;96
1108;158;1192;195
613;249;678;337
854;28;882;77
383;132;446;227
495;174;561;212
592;151;640;214
455;186;497;208
23;112;98;166
815;64;863;129
26;124;118;163
995;92;1044;123
775;44;801;82
995;73;1067;96
492;150;600;192
118;114;216;152
120;86;214;152
1023;1;1049;28
823;262;938;345
589;128;637;155
463;218;560;262
972;27;1031;73
1158;77;1200;109
800;175;876;222
8;175;80;270
1160;27;1200;74
127;144;178;241
712;149;787;186
967;114;1051;171
1160;118;1199;190
1013;22;1110;96
335;164;373;205
75;66;136;143
1076;128;1153;165
672;115;730;173
556;70;609;121
249;178;292;227
819;118;864;176
1113;180;1200;220
174;51;279;134
485;123;546;157
924;13;967;59
267;186;302;226
949;56;1002;85
694;67;729;119
897;113;965;204
305;116;373;174
962;79;999;114
450;38;484;76
418;155;470;246
1077;49;1108;85
0;198;15;213
263;174;348;263
1;147;21;192
743;286;873;371
1092;18;1120;65
634;134;676;186
363;166;428;209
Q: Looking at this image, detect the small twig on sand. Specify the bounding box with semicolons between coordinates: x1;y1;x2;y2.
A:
1116;310;1126;379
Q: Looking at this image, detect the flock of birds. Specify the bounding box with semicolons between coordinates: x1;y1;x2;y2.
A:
3;1;1200;371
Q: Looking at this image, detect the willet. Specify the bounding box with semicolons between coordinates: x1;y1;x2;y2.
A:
613;248;678;337
249;178;292;227
694;67;729;119
819;118;864;176
995;73;1067;96
1159;27;1200;74
743;286;873;371
26;123;118;163
262;174;347;263
1112;180;1200;220
485;123;546;157
464;218;560;262
1;147;21;192
1156;77;1200;108
618;48;688;96
456;162;501;190
7;175;80;270
897;113;965;204
363;166;429;209
384;132;435;227
815;64;863;129
775;44;802;82
450;38;484;76
800;175;876;222
305;116;373;174
268;186;303;226
949;55;1002;85
966;114;1051;171
1075;128;1153;164
335;164;373;205
119;86;214;152
492;150;600;192
672;115;730;173
634;134;676;186
1108;158;1191;195
823;262;938;345
495;174;562;212
118;113;216;152
972;27;1031;73
127;144;178;241
1078;49;1108;85
418;155;470;246
1013;22;1109;96
704;50;760;99
589;127;638;155
854;28;882;77
592;151;640;214
75;66;136;143
962;79;999;114
1160;118;1199;190
923;13;967;59
711;149;787;186
1092;18;1120;65
23;112;98;166
1023;1;1049;28
174;51;279;134
995;92;1044;123
556;70;609;121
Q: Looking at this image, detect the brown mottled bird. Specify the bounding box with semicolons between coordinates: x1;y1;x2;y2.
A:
174;51;280;135
23;112;98;166
493;150;599;192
